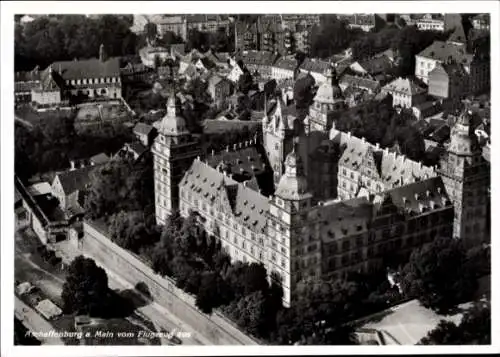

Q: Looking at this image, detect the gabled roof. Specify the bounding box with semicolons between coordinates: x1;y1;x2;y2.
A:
417;41;473;66
133;122;154;136
55;165;97;196
382;77;426;96
180;159;269;233
51;57;121;80
237;50;280;67
90;153;110;165
299;58;330;74
273;57;298;71
354;55;393;76
340;74;381;92
384;176;452;215
447;23;467;44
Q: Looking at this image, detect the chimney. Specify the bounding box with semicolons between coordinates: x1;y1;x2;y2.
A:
196;155;201;161
375;143;380;149
226;145;230;152
233;144;237;150
211;149;215;156
80;161;85;168
70;160;76;171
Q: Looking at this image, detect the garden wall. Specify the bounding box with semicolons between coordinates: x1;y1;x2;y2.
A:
82;221;259;345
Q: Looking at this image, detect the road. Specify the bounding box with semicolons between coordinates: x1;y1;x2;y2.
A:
15;296;64;345
54;240;209;345
15;227;205;345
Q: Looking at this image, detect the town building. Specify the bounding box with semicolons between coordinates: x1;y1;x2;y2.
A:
428;61;468;99
258;15;285;54
139;45;173;68
186;14;232;34
206;74;233;105
15;66;41;104
298;58;331;84
415;14;445;32
235;21;259;51
148;15;187;40
51;164;96;215
133;122;157;147
438;109;490;246
271;57;299;81
31;44;122;108
236;50;280;79
415;24;471;84
349;55;395;85
336;14;381;32
381;77;427;109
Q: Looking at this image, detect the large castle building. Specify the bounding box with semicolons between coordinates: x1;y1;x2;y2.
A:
152;85;489;306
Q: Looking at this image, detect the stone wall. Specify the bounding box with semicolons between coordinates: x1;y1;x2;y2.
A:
82;221;259;345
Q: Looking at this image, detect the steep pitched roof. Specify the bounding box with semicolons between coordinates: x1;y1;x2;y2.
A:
340;74;381;92
384;176;452;215
417;41;473;66
51;57;121;80
273;57;298;71
382;77;426;96
317;197;373;243
180;159;269;233
55;165;97;196
355;55;393;76
90;153;110;165
133;122;154;136
299;58;330;74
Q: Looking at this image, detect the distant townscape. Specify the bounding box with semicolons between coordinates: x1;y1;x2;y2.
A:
14;13;490;347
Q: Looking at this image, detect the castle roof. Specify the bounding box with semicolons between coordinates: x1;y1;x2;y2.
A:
180;159;269;233
330;129;436;188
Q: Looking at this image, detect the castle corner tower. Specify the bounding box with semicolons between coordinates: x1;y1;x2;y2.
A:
152;95;201;224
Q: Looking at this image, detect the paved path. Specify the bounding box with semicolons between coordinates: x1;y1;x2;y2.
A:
15;297;64;345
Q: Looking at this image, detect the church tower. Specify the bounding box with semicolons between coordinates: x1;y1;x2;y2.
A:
268;138;317;307
152;94;201;224
438;109;490;246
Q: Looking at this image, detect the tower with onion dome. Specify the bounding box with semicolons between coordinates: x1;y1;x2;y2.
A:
307;62;346;132
152;94;201;224
268;138;317;306
438;109;490;245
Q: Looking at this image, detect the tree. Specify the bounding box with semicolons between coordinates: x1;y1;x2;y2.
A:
237;71;255;95
310;16;358;58
419;301;491;345
61;256;111;316
187;28;210;51
224;291;268;337
293;73;316;119
144;22;158;41
16;15;138;71
108;211;158;253
400;236;478;313
196;271;233;314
